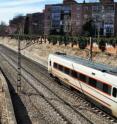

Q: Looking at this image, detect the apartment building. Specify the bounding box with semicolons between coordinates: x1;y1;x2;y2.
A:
26;12;44;35
9;13;44;35
44;0;117;36
44;0;77;35
9;15;25;34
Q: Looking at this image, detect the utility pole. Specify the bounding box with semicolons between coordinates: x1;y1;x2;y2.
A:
89;37;93;61
16;35;39;94
16;18;25;93
97;23;100;40
17;27;22;93
16;16;40;93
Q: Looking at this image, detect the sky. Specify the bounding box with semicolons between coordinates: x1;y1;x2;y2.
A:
0;0;86;25
0;0;116;25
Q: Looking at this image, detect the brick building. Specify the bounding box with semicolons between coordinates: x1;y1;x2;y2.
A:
44;0;77;35
9;13;44;35
9;15;25;34
26;12;44;35
44;0;117;36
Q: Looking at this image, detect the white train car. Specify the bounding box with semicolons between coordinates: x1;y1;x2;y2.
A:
48;52;117;118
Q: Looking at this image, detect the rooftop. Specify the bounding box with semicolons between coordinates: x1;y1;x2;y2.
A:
54;52;117;76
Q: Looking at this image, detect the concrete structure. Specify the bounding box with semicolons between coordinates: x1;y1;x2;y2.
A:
44;0;117;36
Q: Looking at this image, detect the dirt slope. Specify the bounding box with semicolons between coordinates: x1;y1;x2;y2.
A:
0;37;117;67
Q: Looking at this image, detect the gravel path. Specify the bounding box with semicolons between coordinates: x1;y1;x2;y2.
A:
0;78;8;124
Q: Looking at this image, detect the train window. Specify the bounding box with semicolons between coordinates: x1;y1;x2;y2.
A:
79;73;87;82
54;63;57;68
88;77;97;88
71;70;77;78
58;65;63;72
113;88;117;97
96;81;103;91
64;67;70;75
103;84;111;95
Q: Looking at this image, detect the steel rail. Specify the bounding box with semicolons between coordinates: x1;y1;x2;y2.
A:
0;47;93;124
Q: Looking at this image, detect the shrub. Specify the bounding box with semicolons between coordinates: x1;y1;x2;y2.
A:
98;39;106;52
79;38;87;49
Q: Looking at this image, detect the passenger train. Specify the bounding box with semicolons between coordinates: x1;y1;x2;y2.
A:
48;52;117;118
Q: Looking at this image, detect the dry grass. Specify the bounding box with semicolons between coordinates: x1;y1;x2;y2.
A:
0;37;117;67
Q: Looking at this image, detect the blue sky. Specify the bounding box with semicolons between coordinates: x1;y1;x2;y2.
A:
0;0;66;24
0;0;88;24
0;0;116;25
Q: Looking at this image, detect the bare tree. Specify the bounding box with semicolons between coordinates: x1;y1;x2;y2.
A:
0;21;7;35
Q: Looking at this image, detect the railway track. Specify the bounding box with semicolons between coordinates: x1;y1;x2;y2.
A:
0;45;117;124
0;47;93;124
0;54;74;124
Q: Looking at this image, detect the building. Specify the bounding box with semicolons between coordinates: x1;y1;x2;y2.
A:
44;0;117;36
9;12;44;35
91;0;116;36
9;15;25;34
44;0;77;35
26;12;44;35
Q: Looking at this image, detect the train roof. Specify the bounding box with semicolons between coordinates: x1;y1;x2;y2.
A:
52;52;117;76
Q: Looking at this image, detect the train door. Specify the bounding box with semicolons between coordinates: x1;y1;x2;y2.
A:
48;57;52;74
112;87;117;117
71;64;82;91
112;87;117;100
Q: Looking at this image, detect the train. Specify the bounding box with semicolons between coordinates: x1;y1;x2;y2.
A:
48;52;117;118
